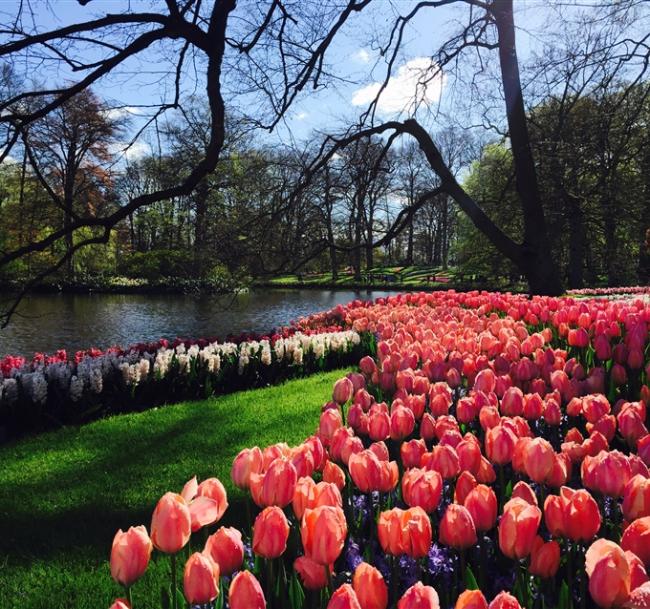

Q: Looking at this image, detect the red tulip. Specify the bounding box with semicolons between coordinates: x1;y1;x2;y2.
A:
110;526;152;587
524;438;555;484
398;583;440;609
622;517;650;568
439;504;477;549
464;484;497;532
529;536;560;579
485;424;517;465
294;555;331;590
488;591;522;609
229;571;266;609
353;562;388;609
455;590;488;609
401;438;427;469
203;527;244;576
328;584;362;609
183;553;220;604
585;540;631;608
323;460;346;490
511;481;538;506
402;468;442;513
151;492;191;554
252;506;289;558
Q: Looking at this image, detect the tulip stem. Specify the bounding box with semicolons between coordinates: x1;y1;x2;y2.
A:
171;553;178;609
126;586;133;608
326;564;333;595
267;558;275;608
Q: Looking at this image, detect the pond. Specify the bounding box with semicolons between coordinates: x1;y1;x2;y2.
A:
0;289;393;357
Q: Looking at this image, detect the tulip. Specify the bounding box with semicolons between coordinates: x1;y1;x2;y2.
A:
401;438;427;469
196;477;228;519
499;498;541;560
333;377;354;404
249;458;297;508
622;517;650;568
402;468;442;513
422;445;460;479
454;471;478;504
485;425;517;465
439;504;477;549
183;552;220;605
301;505;347;565
294;555;332;590
252;506;290;558
328;584;362;609
455;590;488;609
203;527;244;576
110;525;152;587
529;536;560;578
353;562;388;609
397;582;440;609
109;600;130;609
500;387;524;417
231;447;263;489
524;437;555;484
464;484;497;532
488;592;522;609
390;405;415;440
585;540;630;608
229;571;266;609
623;475;650;522
368;409;391;441
511;481;538;506
151;492;191;554
323;460;346;491
319;408;343;446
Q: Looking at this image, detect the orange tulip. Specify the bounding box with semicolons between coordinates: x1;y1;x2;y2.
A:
498;498;541;560
455;590;488;609
229;571;266;609
402;468;442;513
464;484;497;532
294;555;332;590
529;535;560;579
397;582;440;609
378;507;432;557
353;562;388;609
439;504;477;550
421;445;460;479
252;506;289;558
621;517;650;568
323;460;346;490
110;525;152;587
183;552;220;604
328;584;362;609
231;447;263;489
203;527;243;576
511;481;538;506
301;505;348;565
150;492;191;554
454;471;478;504
249;458;297;508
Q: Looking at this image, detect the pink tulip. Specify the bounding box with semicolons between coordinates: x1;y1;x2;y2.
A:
151;492;191;554
110;525;152;587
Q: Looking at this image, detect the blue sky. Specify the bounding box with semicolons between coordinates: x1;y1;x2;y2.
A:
13;1;600;157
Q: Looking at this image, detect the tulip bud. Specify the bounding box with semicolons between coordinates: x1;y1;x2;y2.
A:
353;562;388;609
110;526;152;587
252;506;289;558
397;582;440;609
229;571;266;609
151;493;191;554
439;504;477;549
294;555;331;590
203;527;244;576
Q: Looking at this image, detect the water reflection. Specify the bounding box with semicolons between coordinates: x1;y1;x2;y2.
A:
0;289;392;356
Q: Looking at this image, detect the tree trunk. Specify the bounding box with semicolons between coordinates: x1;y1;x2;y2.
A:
491;0;563;295
566;194;585;288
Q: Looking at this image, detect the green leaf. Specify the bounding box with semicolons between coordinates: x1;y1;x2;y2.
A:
464;565;479;590
175;587;186;609
559;580;571;609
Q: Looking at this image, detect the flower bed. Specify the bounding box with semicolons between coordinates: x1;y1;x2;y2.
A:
103;290;650;609
0;325;374;437
566;286;650;297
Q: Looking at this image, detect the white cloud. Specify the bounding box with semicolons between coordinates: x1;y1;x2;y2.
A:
102;106;143;121
296;111;308;120
351;57;443;114
354;49;371;63
109;140;151;161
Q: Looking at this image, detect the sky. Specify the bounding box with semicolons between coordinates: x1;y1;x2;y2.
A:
3;0;631;159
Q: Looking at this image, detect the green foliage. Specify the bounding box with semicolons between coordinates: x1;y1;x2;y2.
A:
118;249;195;281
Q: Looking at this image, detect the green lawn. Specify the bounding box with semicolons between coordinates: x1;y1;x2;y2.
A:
0;368;350;609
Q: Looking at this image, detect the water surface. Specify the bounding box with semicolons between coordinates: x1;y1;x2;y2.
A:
0;289;392;357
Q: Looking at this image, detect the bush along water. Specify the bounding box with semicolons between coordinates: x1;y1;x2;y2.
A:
103;290;650;609
0;327;375;438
